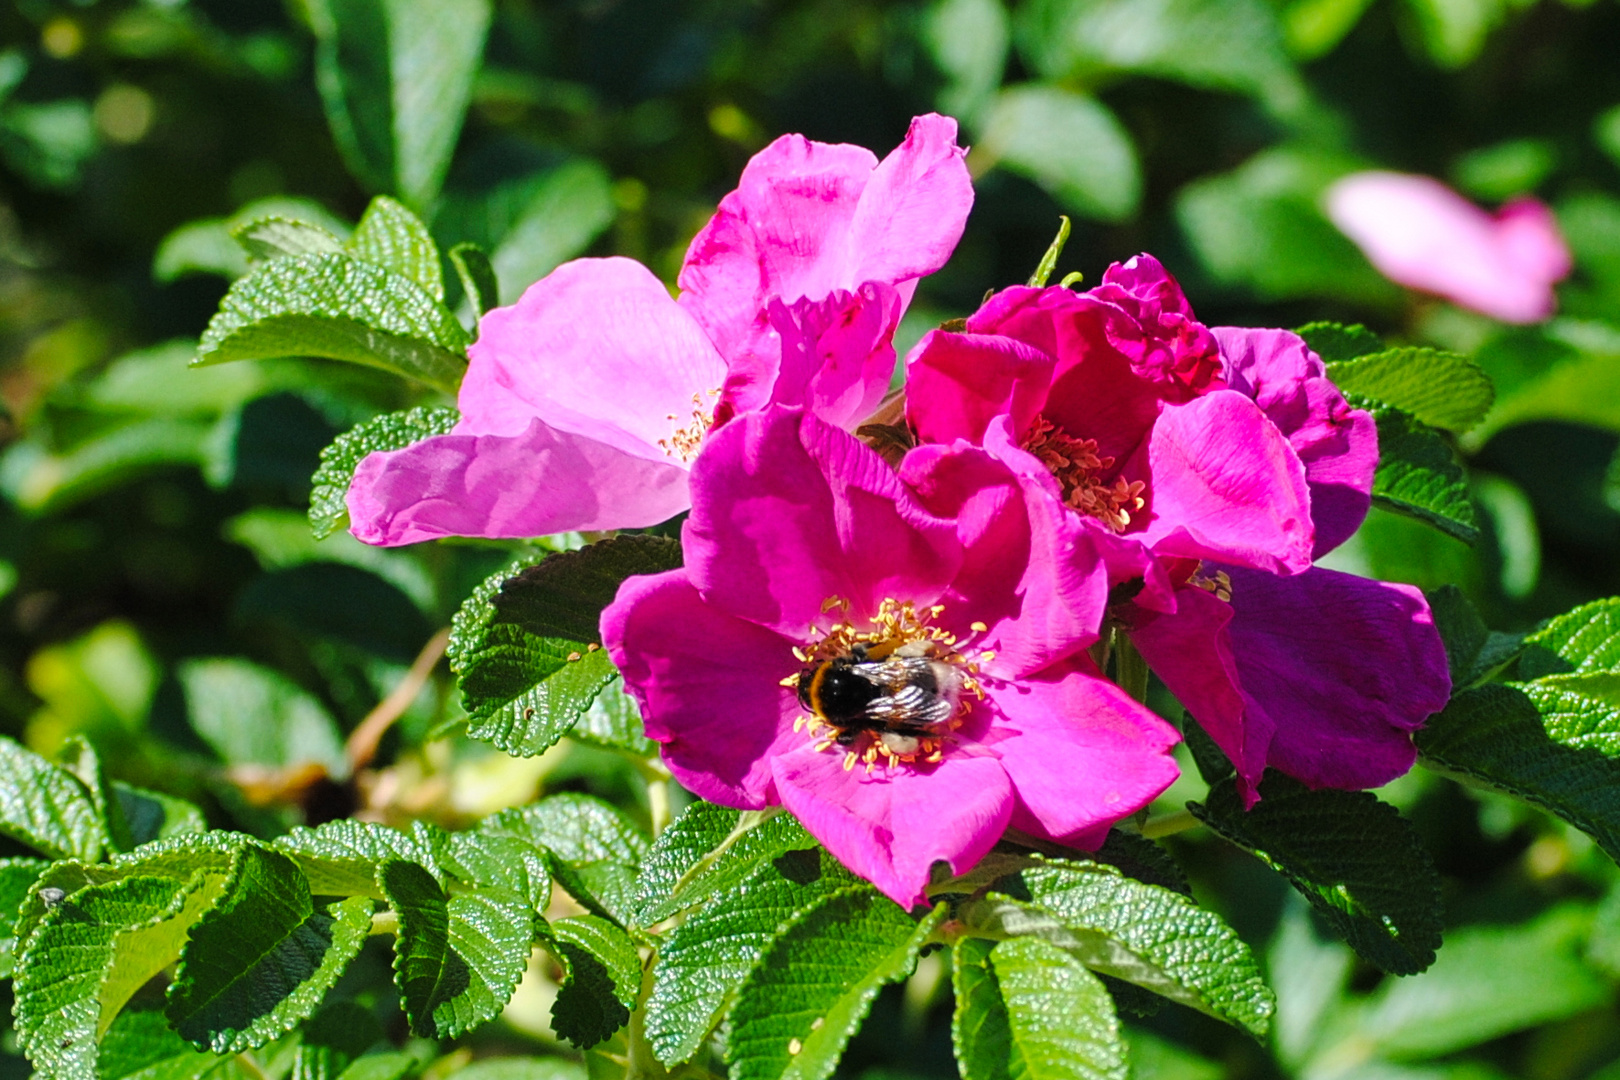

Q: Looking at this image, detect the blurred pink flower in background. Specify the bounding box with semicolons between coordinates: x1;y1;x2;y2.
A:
1325;170;1572;323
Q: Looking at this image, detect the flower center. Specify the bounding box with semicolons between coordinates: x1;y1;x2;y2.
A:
1189;566;1232;602
783;597;987;773
1021;415;1146;532
657;389;720;463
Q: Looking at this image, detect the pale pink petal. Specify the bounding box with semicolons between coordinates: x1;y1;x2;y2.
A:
460;257;727;455
1130;390;1315;574
759;283;903;429
772;746;1012;907
1214;326;1377;556
683;407;959;639
986;659;1180;842
347;419;691;544
904;328;1055;446
602;570;801;808
1325;172;1571;324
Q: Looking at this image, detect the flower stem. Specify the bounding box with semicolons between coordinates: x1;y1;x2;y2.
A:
1139;809;1200;839
1115;633;1149;703
626;955;670;1080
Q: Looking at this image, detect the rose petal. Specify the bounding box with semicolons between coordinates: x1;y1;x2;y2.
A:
1214;326;1377;556
1131;390;1315;574
757;283;903;430
684;406;960;638
905;328;1055;446
602;570;803;808
347;418;691;544
772;745;1012;907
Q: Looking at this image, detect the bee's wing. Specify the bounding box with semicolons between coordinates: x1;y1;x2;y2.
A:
849;657;933;691
862;683;955;729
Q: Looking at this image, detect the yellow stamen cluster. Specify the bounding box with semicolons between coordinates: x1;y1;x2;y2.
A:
1022;415;1146;532
1190;568;1233;602
783;597;991;773
657;389;721;462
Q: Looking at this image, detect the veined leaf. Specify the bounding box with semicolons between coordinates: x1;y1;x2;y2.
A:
633;804;815;926
481;794;648;925
952;938;1012;1080
971;860;1273;1036
571;677;656;757
1189;775;1442;975
988;936;1128;1080
1362;404;1478;544
234;217;345;263
166;845;374;1053
276;819;438;899
550;916;641;1008
308;405;459;538
1519;596;1620;678
449;242;499;320
548;916;642;1047
195;254;469;393
112;784;207;849
726;889;943;1080
291;1001;385;1080
1327;347;1494;433
346;196;444;300
1295;321;1383;363
1426;584;1525;689
0;735;106;861
645;849;857;1066
0;858;48;978
98;1007;224;1080
422;826;551;912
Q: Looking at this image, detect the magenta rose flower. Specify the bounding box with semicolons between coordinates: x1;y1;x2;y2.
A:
602;405;1180;906
346;114;973;545
1325;171;1572;324
902;256;1449;803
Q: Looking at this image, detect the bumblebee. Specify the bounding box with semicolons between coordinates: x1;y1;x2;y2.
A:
797;641;964;756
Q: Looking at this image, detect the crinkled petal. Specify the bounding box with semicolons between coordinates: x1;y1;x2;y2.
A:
761;283;903;429
460;257;726;455
1129;585;1272;803
900;426;1108;675
684;406;960;638
1084;255;1223;397
602;570;801;808
985;658;1180;843
1215;326;1377;556
1224;565;1450;792
772;746;1012;907
347;419;691;544
1131;390;1315;574
1325;172;1571;324
904;328;1055;446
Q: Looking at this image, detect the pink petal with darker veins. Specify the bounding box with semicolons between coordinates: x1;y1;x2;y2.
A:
904;328;1056;446
772;745;1013;908
742;282;903;430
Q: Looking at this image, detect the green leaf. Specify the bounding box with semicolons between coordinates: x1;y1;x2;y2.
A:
112;784;208;848
1519;597;1620;678
195;254;469;393
1295;321;1383;363
276;819;438;899
978;86;1139;223
99;1007;225;1080
550;916;641;1009
449;537;682;757
14;871;229;1080
645;848;857;1066
1027;217;1073;287
449;242;499;318
1364;404;1478;544
633;804;816;926
1354;906;1608;1059
0;857;47;978
449;1059;584;1080
427;827;551;912
952;938;1012;1080
155;197;351;282
234;217;346;263
923;0;1010;123
726;889;943;1080
336;1053;418;1080
179;658;347;776
990;936;1128;1080
548;936;631;1050
1189;775;1442;975
166;845;373;1053
1091;831;1189;896
0;735;106;861
0;418;217;516
974;860;1273;1036
481;795;648;925
307;0;493;209
1416;684;1620;861
1327;348;1494;433
292;1001;385;1080
1425;585;1525;689
308;405;459;538
570;677;656;756
378;856;533;1038
346;196;444;301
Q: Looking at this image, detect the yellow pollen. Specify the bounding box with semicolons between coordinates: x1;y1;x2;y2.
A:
1022;415;1146;532
657;389;720;462
1191;568;1234;603
843;751;858;771
970;621;988;632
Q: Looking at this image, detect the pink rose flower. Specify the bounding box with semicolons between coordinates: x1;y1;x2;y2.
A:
1325;171;1572;324
346;115;974;545
602;405;1180;907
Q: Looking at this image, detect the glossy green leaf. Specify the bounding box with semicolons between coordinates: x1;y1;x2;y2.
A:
0;735;106;861
290;1001;385;1080
449;242;499;319
1190;775;1442;975
0;857;47;978
111;784;207;849
979;86;1139;222
645;848;856;1066
1426;584;1525;689
952;937;1011;1080
726;888;943;1080
1364;404;1479;544
308;405;459;538
179;657;347;776
426;826;551;912
449;537;682;757
633;804;815;926
98;1007;225;1080
570;677;656;756
346;196;444;300
551;915;640;1008
1328;348;1494;433
195;254;469;393
276;819;438;899
1295;321;1384;363
234;217;346;264
548;935;630;1050
166;845;373;1053
989;936;1128;1080
156;197;350;282
1518;597;1620;678
481;794;648;925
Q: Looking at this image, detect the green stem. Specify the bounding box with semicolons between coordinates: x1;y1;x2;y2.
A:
1114;633;1149;704
1139;809;1200;839
625;954;670;1080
